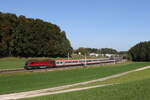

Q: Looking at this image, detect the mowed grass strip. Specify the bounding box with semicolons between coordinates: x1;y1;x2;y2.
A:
20;78;150;100
0;62;150;94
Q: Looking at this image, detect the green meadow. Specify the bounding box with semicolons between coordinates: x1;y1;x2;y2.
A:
0;62;150;94
21;78;150;100
21;66;150;100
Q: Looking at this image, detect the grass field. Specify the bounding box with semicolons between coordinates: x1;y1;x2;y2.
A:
0;58;26;69
20;67;150;100
21;78;150;100
0;62;150;94
69;68;150;88
95;68;150;85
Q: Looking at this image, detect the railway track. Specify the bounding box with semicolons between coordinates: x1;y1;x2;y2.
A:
0;68;25;74
0;60;125;74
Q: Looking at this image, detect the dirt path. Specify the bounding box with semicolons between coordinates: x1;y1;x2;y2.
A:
0;66;150;100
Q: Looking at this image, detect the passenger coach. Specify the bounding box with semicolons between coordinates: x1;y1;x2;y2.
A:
24;58;116;70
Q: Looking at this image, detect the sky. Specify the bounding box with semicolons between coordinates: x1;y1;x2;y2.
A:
0;0;150;51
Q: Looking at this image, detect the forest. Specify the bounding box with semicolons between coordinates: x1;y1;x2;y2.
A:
128;41;150;61
0;12;72;57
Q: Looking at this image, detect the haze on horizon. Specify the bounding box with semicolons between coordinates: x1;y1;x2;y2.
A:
0;0;150;51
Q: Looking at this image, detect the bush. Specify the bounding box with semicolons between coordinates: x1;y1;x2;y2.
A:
128;41;150;61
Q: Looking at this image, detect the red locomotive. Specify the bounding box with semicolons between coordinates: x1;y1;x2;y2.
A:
24;58;117;70
24;60;56;70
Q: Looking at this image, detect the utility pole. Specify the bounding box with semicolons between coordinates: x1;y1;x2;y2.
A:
68;52;69;60
84;53;87;66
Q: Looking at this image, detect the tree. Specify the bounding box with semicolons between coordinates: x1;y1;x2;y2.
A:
128;41;150;61
75;47;89;55
100;48;117;54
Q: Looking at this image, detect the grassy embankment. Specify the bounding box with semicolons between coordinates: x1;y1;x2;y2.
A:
0;62;150;94
21;67;150;100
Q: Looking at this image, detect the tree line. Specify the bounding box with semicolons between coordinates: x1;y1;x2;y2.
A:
74;47;118;55
0;12;72;57
128;41;150;61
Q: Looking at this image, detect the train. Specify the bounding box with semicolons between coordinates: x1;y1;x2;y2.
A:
24;58;121;70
